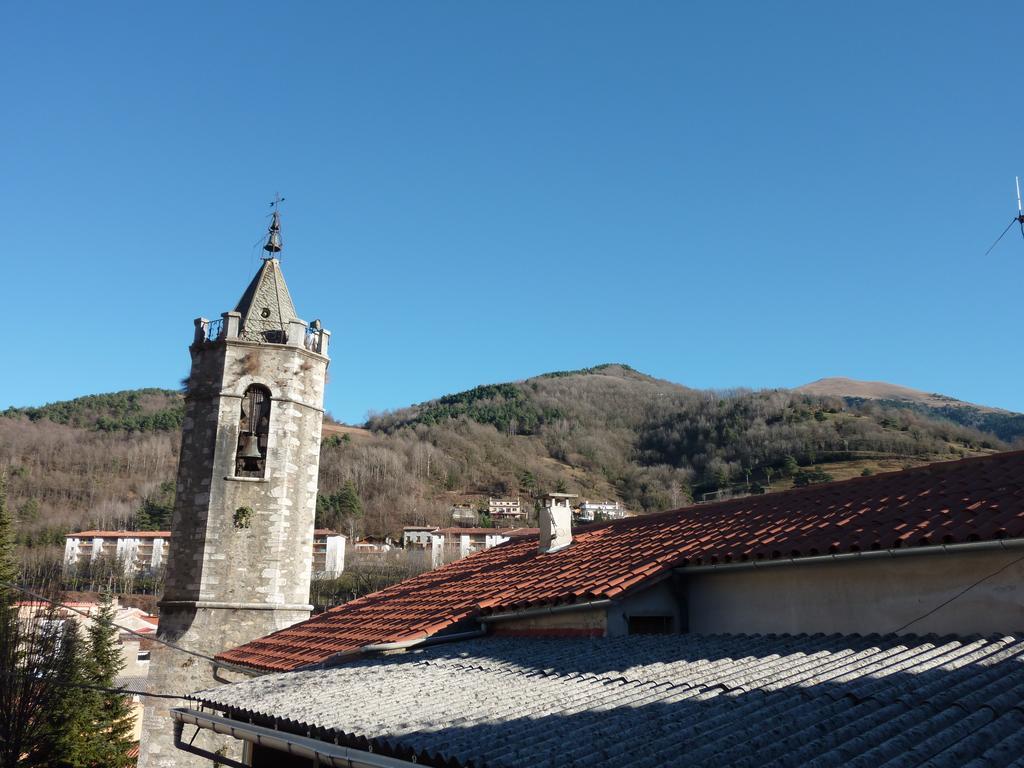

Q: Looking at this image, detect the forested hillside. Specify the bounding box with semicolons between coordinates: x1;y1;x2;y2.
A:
1;366;1013;576
2;388;184;433
363;364;1006;517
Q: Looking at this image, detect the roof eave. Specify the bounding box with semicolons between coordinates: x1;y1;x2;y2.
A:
171;708;421;768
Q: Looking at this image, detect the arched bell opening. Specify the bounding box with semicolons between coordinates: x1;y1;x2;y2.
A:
235;384;271;478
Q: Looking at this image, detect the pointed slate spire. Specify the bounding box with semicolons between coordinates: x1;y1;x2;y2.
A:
235;259;299;343
235;208;300;342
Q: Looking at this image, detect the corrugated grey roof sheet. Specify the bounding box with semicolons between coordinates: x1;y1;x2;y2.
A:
114;674;149;695
195;633;1024;768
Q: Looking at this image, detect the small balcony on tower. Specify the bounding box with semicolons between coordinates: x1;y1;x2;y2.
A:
194;312;330;356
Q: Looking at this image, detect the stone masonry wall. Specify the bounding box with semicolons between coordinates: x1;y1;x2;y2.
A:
140;335;328;768
141;606;309;767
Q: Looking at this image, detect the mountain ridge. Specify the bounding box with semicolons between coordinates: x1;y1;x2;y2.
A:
1;364;1015;579
4;367;1020;434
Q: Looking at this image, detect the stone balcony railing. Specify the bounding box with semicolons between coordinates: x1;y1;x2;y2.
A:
194;311;330;357
200;317;225;342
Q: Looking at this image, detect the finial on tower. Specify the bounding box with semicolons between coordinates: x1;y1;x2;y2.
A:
263;194;285;257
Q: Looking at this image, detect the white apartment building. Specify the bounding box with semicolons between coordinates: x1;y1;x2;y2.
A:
429;527;537;567
64;529;346;577
575;500;630;522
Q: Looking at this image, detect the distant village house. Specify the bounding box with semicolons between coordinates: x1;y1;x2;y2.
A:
401;526;436;548
449;504;478;526
487;496;526;521
352;537;392;555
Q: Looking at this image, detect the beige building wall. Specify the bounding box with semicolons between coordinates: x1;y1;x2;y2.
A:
491;607;607;636
686;548;1024;637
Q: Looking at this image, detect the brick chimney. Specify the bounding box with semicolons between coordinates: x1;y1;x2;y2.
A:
540;493;577;554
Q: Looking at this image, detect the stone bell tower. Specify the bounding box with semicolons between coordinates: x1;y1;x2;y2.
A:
140;209;330;768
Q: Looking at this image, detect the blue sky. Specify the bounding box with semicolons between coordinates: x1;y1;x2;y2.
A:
3;2;1023;423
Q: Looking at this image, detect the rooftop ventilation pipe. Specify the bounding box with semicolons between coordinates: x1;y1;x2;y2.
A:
540;493;576;554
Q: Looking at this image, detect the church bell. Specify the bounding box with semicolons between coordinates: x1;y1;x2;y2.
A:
239;433;263;461
263;210;283;254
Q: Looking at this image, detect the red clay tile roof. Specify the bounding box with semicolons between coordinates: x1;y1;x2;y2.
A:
218;450;1024;671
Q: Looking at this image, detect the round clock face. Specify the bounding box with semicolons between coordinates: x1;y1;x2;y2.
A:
260;308;272;318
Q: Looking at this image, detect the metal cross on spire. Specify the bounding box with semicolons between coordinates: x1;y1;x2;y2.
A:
263;193;285;258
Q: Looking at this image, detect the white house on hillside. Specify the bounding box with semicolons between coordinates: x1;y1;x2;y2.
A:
487;497;526;520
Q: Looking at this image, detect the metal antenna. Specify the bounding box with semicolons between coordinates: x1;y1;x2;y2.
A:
983;177;1024;256
1017;177;1024;241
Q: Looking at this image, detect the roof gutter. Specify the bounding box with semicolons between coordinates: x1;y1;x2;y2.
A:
481;598;614;623
172;707;417;768
678;537;1024;575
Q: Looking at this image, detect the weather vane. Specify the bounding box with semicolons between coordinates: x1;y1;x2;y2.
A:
983;177;1024;256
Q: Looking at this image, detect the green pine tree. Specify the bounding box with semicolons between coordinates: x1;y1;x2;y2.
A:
134;481;175;531
34;621;92;767
76;591;136;767
0;476;85;767
782;455;800;476
132;504;153;532
315;480;364;533
0;473;16;608
17;497;40;524
339;480;364;520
